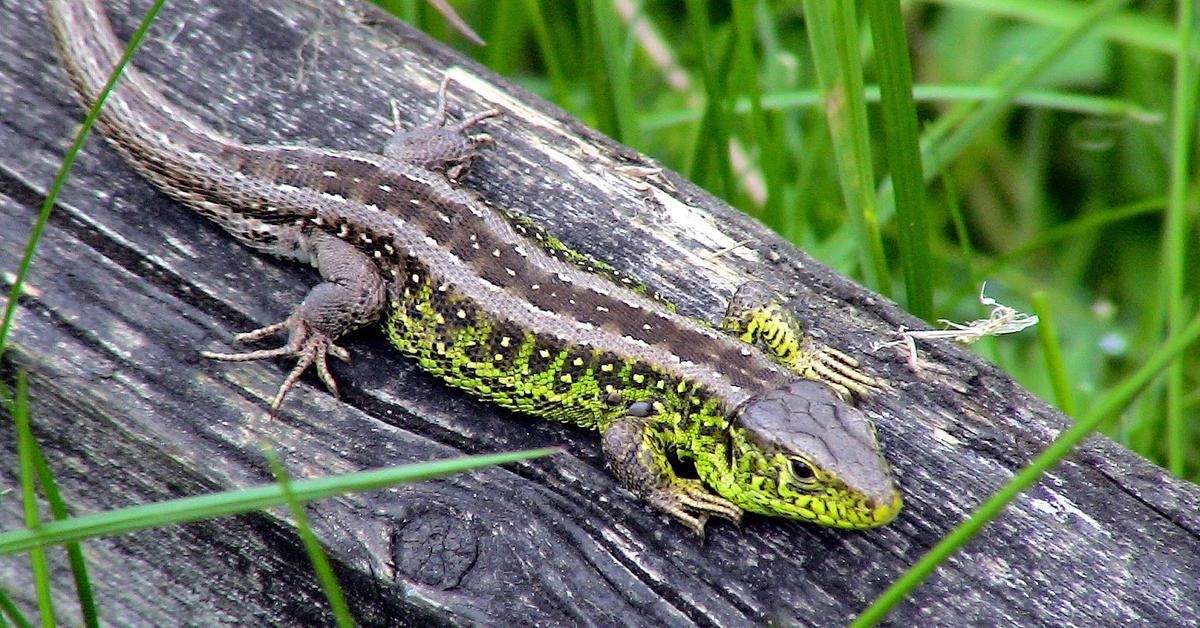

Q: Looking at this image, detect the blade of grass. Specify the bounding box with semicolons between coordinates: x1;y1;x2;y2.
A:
866;0;932;319
0;447;558;555
731;0;785;222
927;0;1196;59
683;0;736;200
1;393;100;626
572;1;608;136
1;383;100;626
15;374;56;628
853;307;1200;626
940;173;981;309
0;585;33;628
519;0;569;104
2;5;161;617
484;0;526;72
641;84;1162;131
30;445;98;627
266;449;353;628
1031;292;1075;416
1161;0;1197;476
801;0;890;294
586;0;638;146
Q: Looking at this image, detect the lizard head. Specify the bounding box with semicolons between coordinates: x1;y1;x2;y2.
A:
706;379;901;528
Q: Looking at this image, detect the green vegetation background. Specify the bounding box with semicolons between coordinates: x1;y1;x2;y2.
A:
384;0;1200;483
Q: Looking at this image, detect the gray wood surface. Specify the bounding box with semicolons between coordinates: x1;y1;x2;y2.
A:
2;0;1198;625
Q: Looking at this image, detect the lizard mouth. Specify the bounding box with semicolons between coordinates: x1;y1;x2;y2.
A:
871;493;903;525
843;491;903;528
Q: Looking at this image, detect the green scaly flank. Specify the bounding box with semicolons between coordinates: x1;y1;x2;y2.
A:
383;237;900;532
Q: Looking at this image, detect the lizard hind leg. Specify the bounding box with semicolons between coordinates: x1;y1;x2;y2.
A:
722;280;880;398
201;233;386;411
601;415;742;537
383;74;500;170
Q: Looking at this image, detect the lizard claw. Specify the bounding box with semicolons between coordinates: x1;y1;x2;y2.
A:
651;479;743;538
201;317;349;411
795;339;883;399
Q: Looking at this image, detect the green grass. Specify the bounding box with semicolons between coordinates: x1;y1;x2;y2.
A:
4;0;1196;625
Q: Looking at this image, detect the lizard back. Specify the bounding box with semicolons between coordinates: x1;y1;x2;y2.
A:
49;0;797;431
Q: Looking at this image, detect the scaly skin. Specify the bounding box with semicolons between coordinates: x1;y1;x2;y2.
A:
48;0;901;535
385;264;901;533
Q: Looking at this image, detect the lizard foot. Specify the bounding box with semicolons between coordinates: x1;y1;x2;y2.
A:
602;416;743;537
722;280;882;398
201;317;351;411
646;478;743;538
383;74;500;170
795;339;883;399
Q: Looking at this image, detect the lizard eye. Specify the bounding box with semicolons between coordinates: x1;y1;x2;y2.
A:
790;458;816;482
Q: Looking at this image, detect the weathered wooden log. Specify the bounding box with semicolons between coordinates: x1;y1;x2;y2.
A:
1;0;1197;625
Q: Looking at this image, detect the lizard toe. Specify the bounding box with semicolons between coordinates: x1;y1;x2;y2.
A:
647;478;743;537
201;317;347;411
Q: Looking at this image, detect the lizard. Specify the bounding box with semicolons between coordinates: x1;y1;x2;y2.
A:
46;0;902;536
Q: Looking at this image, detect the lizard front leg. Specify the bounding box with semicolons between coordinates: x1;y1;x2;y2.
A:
722;280;880;398
601;415;742;536
201;232;387;410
